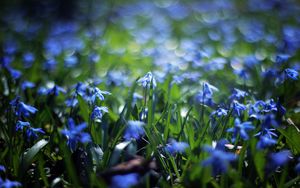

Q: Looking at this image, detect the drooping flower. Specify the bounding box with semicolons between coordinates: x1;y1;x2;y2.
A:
47;85;66;96
0;177;21;188
90;87;111;102
231;100;247;117
275;54;290;64
91;106;108;121
26;128;45;140
65;97;78;107
256;135;277;150
16;121;30;131
111;173;139;188
165;140;189;155
267;150;292;172
284;68;298;80
21;81;35;90
15;121;44;140
195;82;218;107
61;118;91;152
137;72;157;88
10;97;38;117
123;121;145;140
227;118;255;141
17;102;38;117
22;52;35;68
202;142;237;176
210;108;228;118
0;165;5;172
230;88;248;100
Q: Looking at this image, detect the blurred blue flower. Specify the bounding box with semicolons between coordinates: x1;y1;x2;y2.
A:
22;52;35;68
111;173;139;188
0;177;21;188
61;118;91;152
123;120;145;140
256;135;277;150
0;165;5;172
137;72;157;88
284;68;298;80
270;150;292;166
165;140;189;155
26;128;45;140
10;97;38;117
64;55;78;68
231;100;247;117
17;102;38;117
65;98;78;107
2;63;22;80
43;58;57;71
275;54;290;64
210;108;228;118
21;81;35;90
203;82;218;97
16;121;30;131
91;106;108;121
195;82;218;107
227;118;254;141
202;143;237;176
267;150;292;172
230;88;248;100
89;53;100;64
47;85;66;96
90;87;111;102
16;121;44;140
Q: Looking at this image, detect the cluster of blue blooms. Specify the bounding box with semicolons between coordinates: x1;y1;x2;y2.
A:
1;0;300;187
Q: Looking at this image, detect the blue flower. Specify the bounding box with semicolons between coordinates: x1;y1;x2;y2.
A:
267;150;292;172
231;100;247;117
64;55;78;68
47;85;66;96
256;135;277;150
202;82;218;97
0;165;5;172
61;118;91;152
165;140;189;155
270;150;292;166
43;58;57;70
111;173;139;188
91;106;108;121
10;97;38;117
230;88;248;100
21;81;35;90
26;128;45;140
0;177;21;188
65;98;78;107
284;68;298;80
227;118;255;141
210;108;228;118
22;52;35;68
195;82;218;107
275;54;290;64
17;102;38;117
90;87;111;102
16;121;30;131
137;72;157;88
16;121;44;140
202;143;237;176
123;121;145;140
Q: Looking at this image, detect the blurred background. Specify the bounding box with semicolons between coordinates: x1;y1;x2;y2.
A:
1;0;300;89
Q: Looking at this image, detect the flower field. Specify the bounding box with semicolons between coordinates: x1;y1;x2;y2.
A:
1;0;300;187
